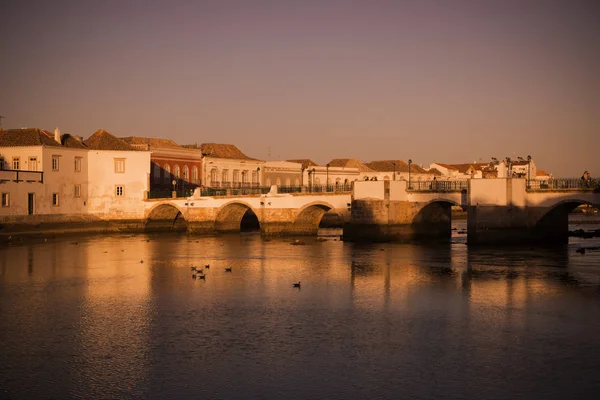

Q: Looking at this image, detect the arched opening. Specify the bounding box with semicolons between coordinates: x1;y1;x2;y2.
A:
146;204;187;232
411;200;458;241
294;203;341;236
215;202;260;233
240;209;260;232
535;200;591;243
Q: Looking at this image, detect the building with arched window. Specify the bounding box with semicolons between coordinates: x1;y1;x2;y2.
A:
121;137;203;191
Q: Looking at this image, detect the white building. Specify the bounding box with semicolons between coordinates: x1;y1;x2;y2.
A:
200;143;264;187
84;130;151;219
0;128;150;223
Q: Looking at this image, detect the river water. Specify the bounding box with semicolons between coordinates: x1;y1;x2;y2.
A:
1;219;600;400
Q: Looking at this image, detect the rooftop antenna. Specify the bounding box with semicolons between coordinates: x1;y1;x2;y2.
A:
0;116;4;130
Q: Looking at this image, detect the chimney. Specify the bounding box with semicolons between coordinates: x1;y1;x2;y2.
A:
54;127;61;143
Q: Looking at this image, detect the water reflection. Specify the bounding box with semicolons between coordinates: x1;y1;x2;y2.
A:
1;225;600;399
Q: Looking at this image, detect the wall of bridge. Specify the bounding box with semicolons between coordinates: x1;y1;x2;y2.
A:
343;180;460;242
466;178;600;245
144;189;351;236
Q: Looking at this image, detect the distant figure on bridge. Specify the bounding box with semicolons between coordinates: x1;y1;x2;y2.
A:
581;171;591;187
430;177;438;190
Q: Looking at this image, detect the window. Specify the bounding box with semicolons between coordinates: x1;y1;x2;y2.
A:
153;163;161;183
29;157;38;171
252;170;258;184
285;178;291;187
52;156;60;171
52;193;59;206
163;164;171;182
74;157;82;172
116;185;124;197
221;169;229;184
233;170;240;184
74;184;81;198
183;165;189;181
210;168;219;185
114;158;125;173
173;165;180;178
12;157;20;170
1;193;9;207
192;166;198;182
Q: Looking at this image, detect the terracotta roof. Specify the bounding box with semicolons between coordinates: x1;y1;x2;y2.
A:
61;134;87;149
121;136;182;150
287;159;319;169
200;143;255;160
0;128;62;147
365;160;427;173
433;163;459;171
428;168;443;176
450;163;489;174
536;169;549;176
328;158;373;172
84;130;138;151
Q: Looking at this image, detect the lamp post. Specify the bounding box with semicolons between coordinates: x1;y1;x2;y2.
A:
527;155;531;187
256;167;260;187
326;163;330;192
408;159;412;189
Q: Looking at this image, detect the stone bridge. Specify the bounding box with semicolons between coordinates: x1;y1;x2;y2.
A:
142;179;600;244
344;179;600;245
143;187;351;236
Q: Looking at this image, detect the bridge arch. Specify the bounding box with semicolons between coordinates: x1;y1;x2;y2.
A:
215;201;261;233
534;199;595;241
293;201;341;235
145;203;187;231
411;199;460;240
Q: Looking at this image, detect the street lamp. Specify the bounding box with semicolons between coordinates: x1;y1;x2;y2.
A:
256;167;260;187
408;159;412;189
326;163;330;192
527;155;531;187
311;168;316;191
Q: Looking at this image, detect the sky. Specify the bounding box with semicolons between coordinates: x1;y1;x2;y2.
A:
1;0;598;176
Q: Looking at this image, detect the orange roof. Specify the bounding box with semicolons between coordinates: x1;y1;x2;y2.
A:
0;128;62;147
121;136;182;150
327;158;373;172
366;160;428;173
84;130;139;151
536;169;549;176
200;143;257;160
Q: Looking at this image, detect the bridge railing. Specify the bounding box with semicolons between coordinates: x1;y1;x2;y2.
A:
407;180;468;192
305;184;353;193
527;178;600;191
200;186;272;196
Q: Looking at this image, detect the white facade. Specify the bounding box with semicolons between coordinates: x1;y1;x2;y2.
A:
1;130;150;221
87;150;151;219
0;145;89;218
203;157;264;187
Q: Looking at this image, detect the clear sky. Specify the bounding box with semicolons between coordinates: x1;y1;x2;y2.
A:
1;0;598;176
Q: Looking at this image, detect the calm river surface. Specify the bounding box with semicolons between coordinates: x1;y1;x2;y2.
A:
1;219;600;400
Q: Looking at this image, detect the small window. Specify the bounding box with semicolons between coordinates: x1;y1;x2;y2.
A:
114;158;125;173
74;157;82;172
0;157;4;170
115;185;124;197
1;193;9;207
74;184;81;198
52;193;59;206
52;156;60;171
12;157;20;170
29;157;38;171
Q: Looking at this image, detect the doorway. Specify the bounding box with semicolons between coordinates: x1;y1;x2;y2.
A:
28;193;35;215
